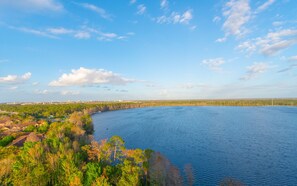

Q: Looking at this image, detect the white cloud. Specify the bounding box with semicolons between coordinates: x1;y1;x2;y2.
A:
97;32;117;41
49;67;135;87
0;72;31;84
160;0;169;9
202;58;225;71
218;0;277;41
22;73;32;79
222;0;251;38
80;3;111;20
216;37;227;43
91;29;132;41
35;89;50;95
97;31;133;41
74;31;91;39
288;55;297;61
241;63;269;80
47;27;73;34
238;29;297;56
266;29;297;38
256;0;275;13
0;0;63;11
47;27;91;39
272;21;284;27
261;40;297;56
156;9;193;25
137;4;146;15
44;27;91;39
189;25;197;31
9;25;132;41
74;27;132;41
213;16;221;23
10;26;57;39
237;41;257;54
155;16;168;24
130;0;137;4
272;20;297;27
61;90;80;95
179;10;193;24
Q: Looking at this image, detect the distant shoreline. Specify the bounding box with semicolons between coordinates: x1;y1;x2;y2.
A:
1;98;297;107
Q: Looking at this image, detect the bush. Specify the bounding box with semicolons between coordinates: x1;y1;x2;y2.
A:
0;136;15;147
24;125;36;132
37;122;49;133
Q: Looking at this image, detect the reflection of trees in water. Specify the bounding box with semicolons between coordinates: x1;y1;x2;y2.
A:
220;177;244;186
148;152;195;186
148;152;244;186
148;152;183;185
184;164;195;186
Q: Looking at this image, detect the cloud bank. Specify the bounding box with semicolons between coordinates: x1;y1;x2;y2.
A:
202;58;225;71
0;72;31;84
49;67;135;86
241;63;269;80
238;29;297;56
222;0;251;38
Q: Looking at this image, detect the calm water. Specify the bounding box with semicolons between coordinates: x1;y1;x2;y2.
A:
92;106;297;186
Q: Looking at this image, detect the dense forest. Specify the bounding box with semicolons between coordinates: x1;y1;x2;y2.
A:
0;102;190;186
1;99;295;185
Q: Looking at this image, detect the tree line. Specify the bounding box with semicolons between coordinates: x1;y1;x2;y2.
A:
0;103;192;186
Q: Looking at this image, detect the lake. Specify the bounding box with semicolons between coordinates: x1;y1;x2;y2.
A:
92;106;297;186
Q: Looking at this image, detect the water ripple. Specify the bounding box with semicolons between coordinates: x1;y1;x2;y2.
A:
93;106;297;186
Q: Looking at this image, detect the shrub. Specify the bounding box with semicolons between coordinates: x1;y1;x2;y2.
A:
24;125;36;132
0;136;15;147
37;122;49;133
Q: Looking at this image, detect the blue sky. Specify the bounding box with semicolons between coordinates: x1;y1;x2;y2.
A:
0;0;297;102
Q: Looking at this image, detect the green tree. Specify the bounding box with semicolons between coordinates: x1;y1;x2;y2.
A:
0;136;15;147
108;136;125;162
118;159;141;186
37;121;49;133
12;142;49;186
84;162;102;186
24;124;36;132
